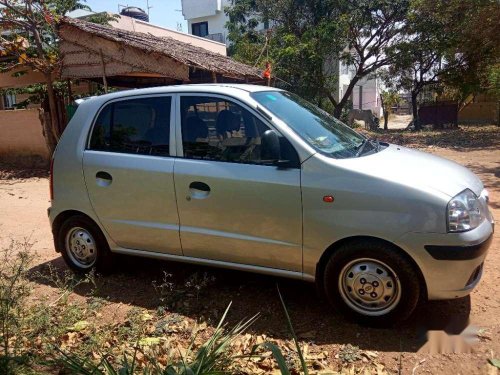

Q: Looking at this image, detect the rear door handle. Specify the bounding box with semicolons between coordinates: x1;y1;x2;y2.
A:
96;171;112;187
188;181;210;200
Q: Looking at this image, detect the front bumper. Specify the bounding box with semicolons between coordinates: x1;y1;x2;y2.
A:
398;217;494;300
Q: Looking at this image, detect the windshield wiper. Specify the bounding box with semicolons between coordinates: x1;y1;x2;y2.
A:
356;138;380;157
355;139;369;156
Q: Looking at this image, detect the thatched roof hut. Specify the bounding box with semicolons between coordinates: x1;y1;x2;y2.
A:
58;17;263;87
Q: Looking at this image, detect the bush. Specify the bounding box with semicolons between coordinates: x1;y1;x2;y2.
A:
0;239;34;375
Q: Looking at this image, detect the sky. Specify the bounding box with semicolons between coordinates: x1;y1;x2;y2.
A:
84;0;188;31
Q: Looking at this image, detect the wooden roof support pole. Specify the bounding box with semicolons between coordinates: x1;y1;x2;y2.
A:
67;79;73;104
99;48;108;93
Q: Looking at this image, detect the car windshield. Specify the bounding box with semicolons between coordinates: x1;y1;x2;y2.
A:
251;91;369;159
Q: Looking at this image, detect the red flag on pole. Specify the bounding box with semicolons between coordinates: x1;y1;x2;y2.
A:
263;61;272;79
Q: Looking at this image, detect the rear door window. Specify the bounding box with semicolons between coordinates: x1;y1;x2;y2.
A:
89;97;171;156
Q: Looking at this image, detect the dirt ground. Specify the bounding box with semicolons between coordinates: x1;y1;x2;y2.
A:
1;128;499;374
387;114;413;130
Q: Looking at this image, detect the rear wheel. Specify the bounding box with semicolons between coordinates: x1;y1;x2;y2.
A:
58;215;114;273
323;240;420;326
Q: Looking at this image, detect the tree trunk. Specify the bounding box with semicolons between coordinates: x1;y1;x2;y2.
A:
411;91;421;130
380;93;388;130
39;79;68;157
497;100;500;127
39;108;58;158
45;73;61;144
333;75;360;119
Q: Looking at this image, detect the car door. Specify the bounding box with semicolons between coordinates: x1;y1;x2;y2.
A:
82;95;182;255
173;94;303;272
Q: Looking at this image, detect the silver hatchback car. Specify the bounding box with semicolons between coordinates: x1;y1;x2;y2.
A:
49;84;494;325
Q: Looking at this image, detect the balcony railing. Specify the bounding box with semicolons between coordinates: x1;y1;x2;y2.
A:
203;33;225;44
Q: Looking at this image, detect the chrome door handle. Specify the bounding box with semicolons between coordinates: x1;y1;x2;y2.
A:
96;171;112;187
188;181;210;199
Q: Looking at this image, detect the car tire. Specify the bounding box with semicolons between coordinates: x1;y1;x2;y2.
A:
57;215;114;273
323;239;420;327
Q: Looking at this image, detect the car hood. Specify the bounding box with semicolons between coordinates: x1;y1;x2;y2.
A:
333;144;483;198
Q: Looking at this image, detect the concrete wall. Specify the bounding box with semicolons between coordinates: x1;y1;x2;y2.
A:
458;102;498;124
182;0;222;19
112;14;227;55
0;109;49;166
0;66;46;89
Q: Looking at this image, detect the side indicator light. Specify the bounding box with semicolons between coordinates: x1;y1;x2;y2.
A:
323;195;334;203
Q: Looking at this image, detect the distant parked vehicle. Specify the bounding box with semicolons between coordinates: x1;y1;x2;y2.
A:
49;84;494;325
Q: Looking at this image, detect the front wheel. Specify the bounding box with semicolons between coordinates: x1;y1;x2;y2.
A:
57;215;114;273
323;240;421;326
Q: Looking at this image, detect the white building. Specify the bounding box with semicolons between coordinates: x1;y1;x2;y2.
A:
181;0;232;44
338;62;382;117
181;0;382;116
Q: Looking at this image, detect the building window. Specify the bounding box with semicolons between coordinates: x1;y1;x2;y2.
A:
192;22;208;37
2;93;16;109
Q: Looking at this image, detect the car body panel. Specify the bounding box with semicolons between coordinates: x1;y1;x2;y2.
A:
337;144;484;198
82;151;182;254
301;151;452;277
174;158;303;271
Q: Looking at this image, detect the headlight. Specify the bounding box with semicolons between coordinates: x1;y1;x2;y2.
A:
447;189;485;232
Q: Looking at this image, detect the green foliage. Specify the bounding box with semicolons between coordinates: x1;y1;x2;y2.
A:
225;0;412;116
275;285;308;375
0;238;398;374
486;64;500;99
55;287;315;375
338;344;362;363
384;0;500;112
56;302;259;375
0;0;115;68
1;0;117;154
0;240;34;375
225;0;348;110
227;0;499;119
380;90;400;112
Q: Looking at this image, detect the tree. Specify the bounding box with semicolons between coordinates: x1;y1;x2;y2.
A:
430;0;500;108
379;89;400;130
330;0;409;118
227;0;347;105
226;0;410;117
384;0;500;129
0;0;113;155
383;37;442;130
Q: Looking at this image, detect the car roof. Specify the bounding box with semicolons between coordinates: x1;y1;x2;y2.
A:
80;84;282;106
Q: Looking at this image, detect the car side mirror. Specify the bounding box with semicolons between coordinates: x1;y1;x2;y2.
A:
262;129;296;169
261;129;281;161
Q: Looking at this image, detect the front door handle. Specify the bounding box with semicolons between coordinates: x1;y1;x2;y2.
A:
188;181;210;200
96;171;112;187
189;181;210;192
